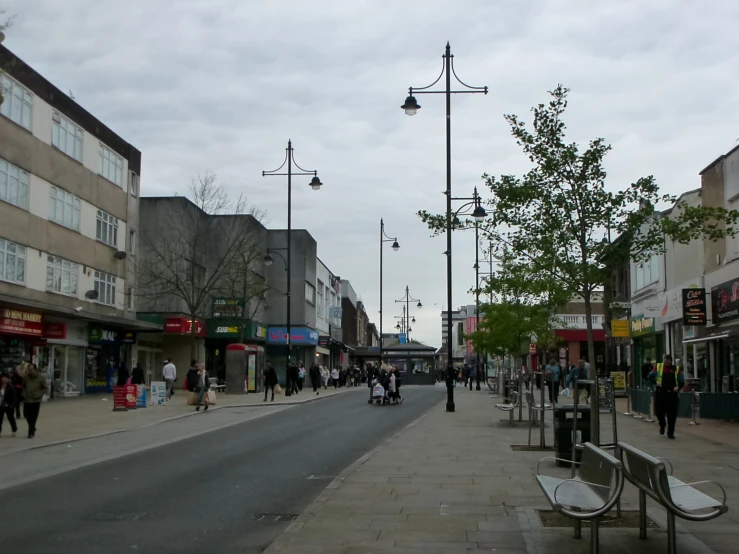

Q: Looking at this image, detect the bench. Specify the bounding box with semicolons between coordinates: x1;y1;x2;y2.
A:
536;442;624;554
526;386;552;447
617;441;728;554
495;390;521;427
209;377;226;393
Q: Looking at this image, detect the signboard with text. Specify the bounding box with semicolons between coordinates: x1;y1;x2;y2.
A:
682;288;707;325
267;327;319;345
611;320;630;338
165;317;205;337
150;382;167;406
711;279;739;323
212;298;244;319
630;315;655;337
0;308;43;337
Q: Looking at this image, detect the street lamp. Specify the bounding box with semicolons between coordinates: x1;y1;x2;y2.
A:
401;42;487;412
379;219;400;369
263;140;322;396
396;286;422;342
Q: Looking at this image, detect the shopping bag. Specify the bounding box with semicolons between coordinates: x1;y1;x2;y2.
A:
561;387;571;397
206;390;217;405
274;384;283;395
187;391;199;405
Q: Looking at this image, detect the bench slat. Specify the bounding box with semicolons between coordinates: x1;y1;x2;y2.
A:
668;477;723;511
537;475;606;511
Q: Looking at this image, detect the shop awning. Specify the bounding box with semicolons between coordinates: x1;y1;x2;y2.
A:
683;327;739;344
555;329;606;342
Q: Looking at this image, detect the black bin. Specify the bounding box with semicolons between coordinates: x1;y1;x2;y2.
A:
554;405;591;467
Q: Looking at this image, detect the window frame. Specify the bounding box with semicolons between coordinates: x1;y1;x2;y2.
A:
0;156;30;210
0;238;27;285
128;171;139;197
46;254;79;297
96;209;119;248
93;270;117;306
49;186;81;231
305;282;316;305
0;74;33;131
51;111;84;162
98;143;124;187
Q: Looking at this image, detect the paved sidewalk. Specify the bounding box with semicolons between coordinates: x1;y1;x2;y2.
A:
265;385;739;554
0;384;355;457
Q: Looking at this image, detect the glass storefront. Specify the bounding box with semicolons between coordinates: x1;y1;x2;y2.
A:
36;344;85;397
633;333;664;383
0;337;31;373
411;358;431;374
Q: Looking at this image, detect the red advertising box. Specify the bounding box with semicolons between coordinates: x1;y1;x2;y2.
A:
125;384;137;409
113;386;128;411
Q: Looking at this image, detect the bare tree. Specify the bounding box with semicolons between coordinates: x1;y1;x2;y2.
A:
137;171;267;358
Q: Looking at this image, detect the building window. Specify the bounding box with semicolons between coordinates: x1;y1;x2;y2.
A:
317;289;324;318
128;171;139;197
96;209;118;247
94;270;116;306
51;112;83;161
0;157;29;210
99;144;123;187
0;74;33;130
49;186;81;231
634;256;659;291
46;255;79;296
305;282;315;305
0;238;26;285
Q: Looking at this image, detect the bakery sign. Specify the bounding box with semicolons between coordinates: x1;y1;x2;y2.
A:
0;308;44;336
682;288;707;325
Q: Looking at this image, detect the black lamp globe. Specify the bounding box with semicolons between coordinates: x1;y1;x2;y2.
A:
401;95;421;116
310;176;323;190
392;240;400;251
472;205;487;222
263;254;274;266
417;301;423;309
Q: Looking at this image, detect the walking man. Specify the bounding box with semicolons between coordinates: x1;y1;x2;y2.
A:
263;363;278;402
21;363;47;438
649;354;684;439
566;359;589;405
310;362;321;395
162;358;177;400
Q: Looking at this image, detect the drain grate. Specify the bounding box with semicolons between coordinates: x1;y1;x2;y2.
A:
253;514;299;522
537;510;658;529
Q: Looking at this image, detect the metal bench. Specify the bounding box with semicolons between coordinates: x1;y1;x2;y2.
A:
208;377;226;393
536;442;625;554
526;386;552;448
495;390;520;427
617;441;728;554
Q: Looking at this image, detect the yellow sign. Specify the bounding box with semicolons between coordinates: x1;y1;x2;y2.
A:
612;371;626;392
612;320;630;338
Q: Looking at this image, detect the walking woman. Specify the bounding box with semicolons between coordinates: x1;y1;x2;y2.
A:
331;367;339;388
263;363;278;402
0;372;18;436
321;366;330;390
195;363;210;411
21;363;47;438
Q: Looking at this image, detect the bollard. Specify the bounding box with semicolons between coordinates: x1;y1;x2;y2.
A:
689;391;701;426
571;371;579;479
518;372;524;422
540;372;546;449
589;379;600;447
633;387;644;419
644;390;654;423
623;385;633;416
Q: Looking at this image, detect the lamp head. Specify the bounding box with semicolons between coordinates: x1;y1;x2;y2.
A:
417;301;423;309
263;253;274;266
400;95;420;116
472;205;487;222
391;240;400;251
310;176;322;190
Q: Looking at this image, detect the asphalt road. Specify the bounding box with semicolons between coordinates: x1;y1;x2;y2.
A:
0;385;443;554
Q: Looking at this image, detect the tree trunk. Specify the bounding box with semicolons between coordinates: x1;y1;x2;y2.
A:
583;290;596;378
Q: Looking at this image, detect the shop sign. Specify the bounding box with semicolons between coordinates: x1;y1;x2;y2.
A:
44;323;67;339
88;326;119;344
113;386;128;411
612;371;626;393
253;325;267;339
630;315;655;337
122;331;137;344
206;319;240;338
682;288;707;325
0;308;43;337
330;326;342;342
318;336;330;347
212;298;244;319
711;278;739;323
611;320;630;338
660;281;702;321
267;327;319;345
150;381;166;406
529;343;537;354
164;317;205;337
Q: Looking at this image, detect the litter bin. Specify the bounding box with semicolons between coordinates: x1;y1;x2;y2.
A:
554;405;591;467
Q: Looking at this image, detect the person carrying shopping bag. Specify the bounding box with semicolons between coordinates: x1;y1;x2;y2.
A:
195;363;210;411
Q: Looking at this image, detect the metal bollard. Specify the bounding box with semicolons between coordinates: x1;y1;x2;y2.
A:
633;387;644;419
644;391;655;423
623;385;633;416
689;391;701;426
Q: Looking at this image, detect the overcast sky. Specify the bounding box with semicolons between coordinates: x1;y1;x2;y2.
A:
3;0;738;347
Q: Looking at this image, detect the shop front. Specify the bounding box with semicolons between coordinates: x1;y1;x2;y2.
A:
266;326;318;384
317;336;331;367
86;325;135;393
383;342;438;385
37;319;88;397
0;306;45;374
163;316;205;376
630;314;664;382
205;319;266;382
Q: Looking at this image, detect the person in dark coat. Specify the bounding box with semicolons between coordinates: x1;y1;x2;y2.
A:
131;364;145;385
263;363;278;402
0;372;19;436
309;363;321;395
116;365;129;387
288;363;300;395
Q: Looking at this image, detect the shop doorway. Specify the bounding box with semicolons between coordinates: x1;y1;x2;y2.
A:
36;344;84;397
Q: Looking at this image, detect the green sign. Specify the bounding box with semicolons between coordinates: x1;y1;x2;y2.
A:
630;315;655;337
89;326;119;343
206;319;242;338
212;298;244;319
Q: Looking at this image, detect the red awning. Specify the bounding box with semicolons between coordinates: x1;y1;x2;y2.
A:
555;329;605;342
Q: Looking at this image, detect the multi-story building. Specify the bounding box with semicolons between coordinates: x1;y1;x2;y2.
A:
0;45;156;395
316;258;344;368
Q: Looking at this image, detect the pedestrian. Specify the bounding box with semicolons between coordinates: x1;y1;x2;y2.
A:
642;357;654;389
468;365;475;390
367;364;376;403
544;359;561;403
648;354;684;439
297;363;306;391
393;367;404;404
331;367;339;388
0;372;19;437
288;363;300;395
10;366;23;419
321;365;330;389
116;364;129;387
162;358;177;401
310;362;321;395
195;363;210;411
389;369;397;403
131;363;145;385
263;363;278;402
21;363;47;438
565;359;589;405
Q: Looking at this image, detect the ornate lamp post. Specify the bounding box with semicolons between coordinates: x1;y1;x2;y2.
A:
379;219;400;367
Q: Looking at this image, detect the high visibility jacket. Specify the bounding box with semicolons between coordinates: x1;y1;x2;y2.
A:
653;363;685;388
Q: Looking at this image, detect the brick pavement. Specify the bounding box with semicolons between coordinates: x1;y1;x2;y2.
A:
264;385;739;554
0;384;354;457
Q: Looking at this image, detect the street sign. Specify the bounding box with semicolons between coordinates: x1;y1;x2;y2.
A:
610;301;630;309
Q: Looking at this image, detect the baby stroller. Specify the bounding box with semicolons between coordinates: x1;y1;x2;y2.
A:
371;381;390;405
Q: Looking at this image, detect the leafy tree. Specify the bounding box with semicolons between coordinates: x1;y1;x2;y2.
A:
0;10;17;106
479;85;739;369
